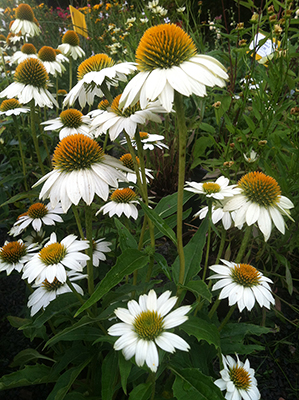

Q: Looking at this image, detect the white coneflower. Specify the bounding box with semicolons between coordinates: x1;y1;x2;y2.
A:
33;134;130;212
108;289;191;372
22;232;89;284
41;109;91;140
10;4;41;37
209;259;275;311
10;43;38;64
38;46;64;76
120;23;228;112
58;30;85;60
185;176;241;200
0;58;58;108
90;94;164;141
215;354;261;400
63;54;136;108
12;202;64;235
28;270;86;316
97;188;139;219
0;239;38;275
0;98;29;116
224;172;294;241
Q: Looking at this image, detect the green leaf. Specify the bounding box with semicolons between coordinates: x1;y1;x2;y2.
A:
75;249;149;316
45;316;100;347
153;190;194;219
119;353;132;395
10;349;55;368
192;136;215;160
181;316;220;349
128;382;152;400
114;218;138;251
101;352;118;400
0;364;55;390
47;358;91;400
198;122;216;134
220;323;271;355
172;218;209;284
139;201;177;245
171;367;225;400
181;280;212;303
243;114;256;132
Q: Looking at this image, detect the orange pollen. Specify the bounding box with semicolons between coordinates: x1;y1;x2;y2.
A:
110;188;137;203
39;243;66;265
0;241;27;263
229;366;251;390
52;134;104;172
136;23;197;71
42;277;64;291
120;153;140;170
21;43;36;54
231;263;261;287
139;132;149;139
62;30;79;46
27;203;48;219
0;98;20;111
202;182;221;194
239;171;281;207
77;54;114;80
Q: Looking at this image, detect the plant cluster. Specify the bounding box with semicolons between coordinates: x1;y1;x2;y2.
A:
0;0;299;399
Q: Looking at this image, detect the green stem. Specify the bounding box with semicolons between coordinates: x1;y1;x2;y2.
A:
38;108;51;166
12;116;28;191
124;133;144;198
85;205;94;295
67;278;85;305
72;205;85;239
202;201;213;282
102;131;109;153
215;228;226;264
208;298;220;319
30;100;45;175
135;130;155;281
173;91;187;286
218;304;236;331
235;225;252;263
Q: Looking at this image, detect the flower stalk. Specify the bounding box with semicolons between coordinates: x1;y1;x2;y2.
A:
174;91;187;285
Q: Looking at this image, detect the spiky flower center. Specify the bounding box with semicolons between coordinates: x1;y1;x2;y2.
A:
39;243;66;265
231;263;261;287
60;109;83;128
136;23;197;71
239;172;281;207
138;132;149;139
110;188;137;203
120;153;140;170
77;54;114;80
133;310;164;340
52;134;104;172
111;94;141;117
27;203;48;219
98;99;110;110
0;241;27;263
229;366;251;390
15;4;34;22
202;182;221;194
38;46;56;62
62;30;79;46
42;277;64;291
14;58;48;88
0;98;20;111
21;43;37;55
